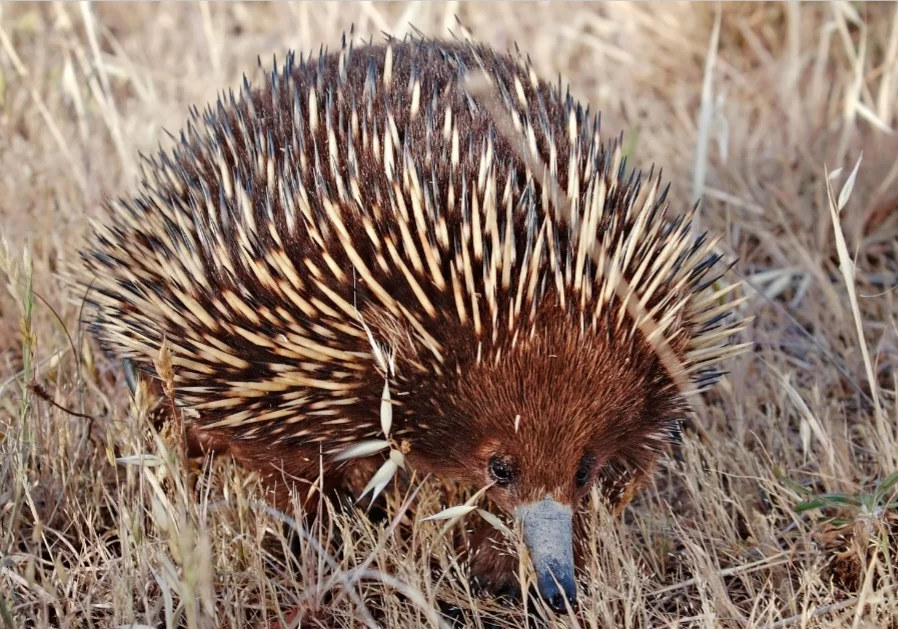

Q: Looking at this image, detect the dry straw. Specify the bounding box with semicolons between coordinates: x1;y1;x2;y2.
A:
1;3;896;628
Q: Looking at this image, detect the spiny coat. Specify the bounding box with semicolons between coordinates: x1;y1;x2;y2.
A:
78;33;747;611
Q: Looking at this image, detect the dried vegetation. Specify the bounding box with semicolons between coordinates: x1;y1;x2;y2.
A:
1;2;897;628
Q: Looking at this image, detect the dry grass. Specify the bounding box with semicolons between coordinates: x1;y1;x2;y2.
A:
2;2;897;627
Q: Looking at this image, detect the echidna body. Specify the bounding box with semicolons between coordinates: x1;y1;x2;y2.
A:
78;34;747;612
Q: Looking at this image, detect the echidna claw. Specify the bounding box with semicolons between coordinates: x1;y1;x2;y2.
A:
436;601;467;628
122;358;138;396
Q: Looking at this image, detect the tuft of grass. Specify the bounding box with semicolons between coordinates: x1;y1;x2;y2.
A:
1;2;897;628
790;471;898;528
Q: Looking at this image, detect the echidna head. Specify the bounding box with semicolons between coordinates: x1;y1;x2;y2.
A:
399;308;685;611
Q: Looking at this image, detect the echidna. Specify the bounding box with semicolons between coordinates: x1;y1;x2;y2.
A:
76;32;748;613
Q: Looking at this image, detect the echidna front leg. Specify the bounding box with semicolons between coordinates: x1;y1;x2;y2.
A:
468;522;523;603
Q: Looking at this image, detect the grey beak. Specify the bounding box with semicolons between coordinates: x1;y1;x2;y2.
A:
514;497;577;613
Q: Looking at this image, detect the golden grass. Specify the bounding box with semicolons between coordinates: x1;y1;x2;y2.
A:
2;2;897;627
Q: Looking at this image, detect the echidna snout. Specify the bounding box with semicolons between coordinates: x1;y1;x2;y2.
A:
516;498;576;613
76;32;749;613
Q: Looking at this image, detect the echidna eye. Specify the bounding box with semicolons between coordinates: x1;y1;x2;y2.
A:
575;454;596;488
488;455;516;486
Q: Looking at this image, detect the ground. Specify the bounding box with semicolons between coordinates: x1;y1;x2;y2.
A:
1;2;897;628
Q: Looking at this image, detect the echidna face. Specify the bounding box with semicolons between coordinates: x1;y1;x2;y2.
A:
400;317;683;612
404;315;684;513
